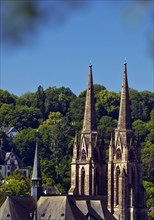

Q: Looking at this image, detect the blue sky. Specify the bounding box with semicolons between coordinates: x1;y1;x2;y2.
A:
1;1;153;96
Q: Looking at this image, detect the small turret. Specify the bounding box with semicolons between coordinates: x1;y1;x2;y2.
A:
72;132;78;160
31;131;42;201
109;132;114;162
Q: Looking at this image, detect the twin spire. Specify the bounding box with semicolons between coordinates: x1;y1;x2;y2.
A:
83;62;132;132
117;62;132;130
83;64;97;132
31;62;132;198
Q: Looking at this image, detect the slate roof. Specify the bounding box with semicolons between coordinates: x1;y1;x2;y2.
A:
0;196;36;220
1;126;18;135
0;195;117;220
37;195;117;220
0;150;24;166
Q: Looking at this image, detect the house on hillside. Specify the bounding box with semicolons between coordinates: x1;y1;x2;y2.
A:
0;145;29;179
1;126;18;139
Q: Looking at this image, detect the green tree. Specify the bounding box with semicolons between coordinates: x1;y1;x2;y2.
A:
0;169;30;206
146;109;154;144
67;96;85;131
0;90;16;106
32;85;45;116
132;119;148;142
16;92;35;107
142;141;154;183
13;128;36;165
97;115;117;148
44;86;75;117
0;104;15;126
96;89;120;120
44;112;63;126
129;89;154;122
12;105;42;129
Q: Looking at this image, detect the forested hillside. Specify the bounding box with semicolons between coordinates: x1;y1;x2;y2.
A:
0;85;154;216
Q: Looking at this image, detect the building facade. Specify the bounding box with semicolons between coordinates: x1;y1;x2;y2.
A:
0;147;29;179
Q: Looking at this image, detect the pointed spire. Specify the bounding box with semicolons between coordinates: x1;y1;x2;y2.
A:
109;132;114;161
32;131;41;180
74;132;78;144
73;132;78;159
109;132;114;147
31;131;42;201
117;62;132;130
83;64;97;132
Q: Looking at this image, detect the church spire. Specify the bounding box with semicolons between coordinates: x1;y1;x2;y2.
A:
83;64;97;132
117;62;132;130
69;64;106;196
31;131;42;201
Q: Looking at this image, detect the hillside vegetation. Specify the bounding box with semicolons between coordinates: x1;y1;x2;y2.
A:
0;85;154;216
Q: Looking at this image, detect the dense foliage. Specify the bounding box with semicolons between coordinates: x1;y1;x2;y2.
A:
0;85;154;211
0;169;30;206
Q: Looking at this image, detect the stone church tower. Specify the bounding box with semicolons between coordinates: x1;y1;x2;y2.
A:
107;63;147;220
69;65;106;196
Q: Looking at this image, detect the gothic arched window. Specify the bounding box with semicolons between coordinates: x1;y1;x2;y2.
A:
81;167;85;195
116;166;120;205
81;149;86;160
116;148;122;160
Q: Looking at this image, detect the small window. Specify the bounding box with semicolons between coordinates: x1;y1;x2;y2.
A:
0;166;2;170
116;148;122;160
81;149;86;160
7;166;10;170
8;172;10;176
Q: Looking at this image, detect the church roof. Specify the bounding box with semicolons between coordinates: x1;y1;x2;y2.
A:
37;195;117;220
0;196;36;220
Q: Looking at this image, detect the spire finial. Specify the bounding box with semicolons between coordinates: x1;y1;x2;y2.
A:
124;57;127;64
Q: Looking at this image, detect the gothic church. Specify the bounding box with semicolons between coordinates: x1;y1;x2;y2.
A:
0;63;147;220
